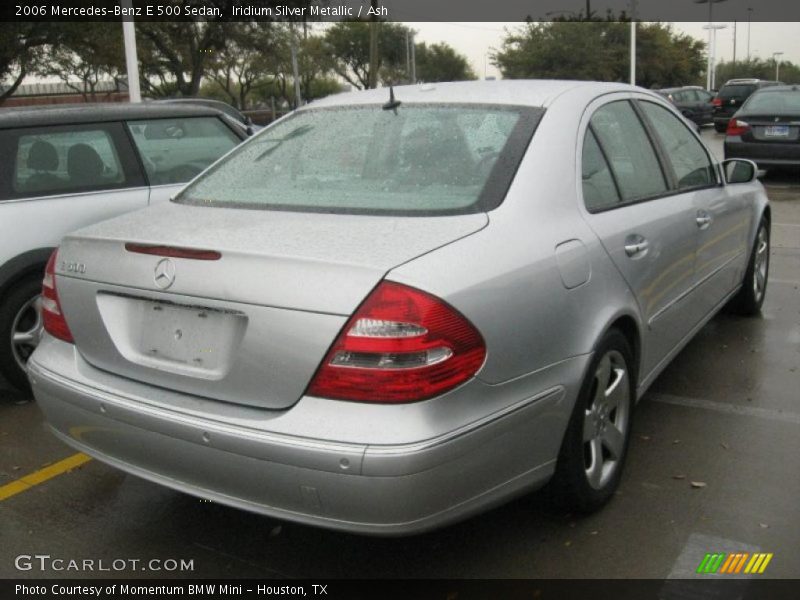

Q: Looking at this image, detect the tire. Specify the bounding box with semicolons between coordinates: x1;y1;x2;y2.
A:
714;122;727;133
0;276;44;392
550;329;635;513
728;217;770;316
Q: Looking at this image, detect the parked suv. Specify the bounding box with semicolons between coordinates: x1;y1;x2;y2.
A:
713;79;782;132
0;103;245;390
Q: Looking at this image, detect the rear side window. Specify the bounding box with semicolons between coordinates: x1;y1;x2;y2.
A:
589;101;668;203
638;101;716;190
13;129;124;196
582;130;620;211
175;105;542;216
127;117;240;186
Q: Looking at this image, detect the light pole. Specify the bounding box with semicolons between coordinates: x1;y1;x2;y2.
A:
695;0;729;90
746;8;753;62
630;0;637;85
703;24;727;90
773;51;784;80
121;0;141;102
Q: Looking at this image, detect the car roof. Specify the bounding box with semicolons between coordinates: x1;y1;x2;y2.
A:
723;79;779;85
0;102;224;130
749;85;800;94
306;80;637;110
657;86;705;93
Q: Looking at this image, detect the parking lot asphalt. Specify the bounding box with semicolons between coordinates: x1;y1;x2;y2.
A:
1;129;798;580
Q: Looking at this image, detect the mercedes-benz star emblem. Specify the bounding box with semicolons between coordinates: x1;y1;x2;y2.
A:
154;258;176;290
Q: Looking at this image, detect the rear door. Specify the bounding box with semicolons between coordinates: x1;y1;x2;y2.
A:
579;97;700;377
125;116;242;205
635;100;745;323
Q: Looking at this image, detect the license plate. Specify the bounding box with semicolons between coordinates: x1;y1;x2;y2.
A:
764;125;790;137
138;300;239;369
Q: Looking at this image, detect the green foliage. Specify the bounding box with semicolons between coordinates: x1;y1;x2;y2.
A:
323;21;411;89
43;24;124;99
135;22;227;97
493;21;706;89
715;58;800;85
0;23;63;104
415;42;477;83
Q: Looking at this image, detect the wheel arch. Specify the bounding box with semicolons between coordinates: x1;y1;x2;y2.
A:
0;248;55;303
592;313;642;401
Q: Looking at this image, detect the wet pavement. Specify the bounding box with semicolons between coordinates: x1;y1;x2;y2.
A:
1;128;798;580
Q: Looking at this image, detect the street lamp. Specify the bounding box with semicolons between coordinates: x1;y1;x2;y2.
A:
746;7;753;62
695;0;729;90
773;51;784;80
703;24;727;90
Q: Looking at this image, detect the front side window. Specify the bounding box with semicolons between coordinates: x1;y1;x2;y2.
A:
127;117;240;186
13;128;124;196
589;101;668;203
639;101;716;190
175;104;541;215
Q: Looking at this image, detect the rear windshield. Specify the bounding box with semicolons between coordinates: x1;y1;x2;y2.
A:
719;84;757;100
744;91;800;114
175;104;541;215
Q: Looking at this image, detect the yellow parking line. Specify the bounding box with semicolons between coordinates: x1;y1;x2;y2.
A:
0;453;92;501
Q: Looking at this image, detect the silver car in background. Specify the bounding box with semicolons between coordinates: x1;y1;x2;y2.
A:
29;81;770;535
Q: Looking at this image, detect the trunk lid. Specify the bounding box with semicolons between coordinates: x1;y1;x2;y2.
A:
739;114;800;143
55;202;487;409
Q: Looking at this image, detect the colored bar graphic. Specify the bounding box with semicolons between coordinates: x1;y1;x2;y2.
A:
699;552;773;575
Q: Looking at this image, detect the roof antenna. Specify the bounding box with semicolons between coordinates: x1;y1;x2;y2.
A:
382;86;402;113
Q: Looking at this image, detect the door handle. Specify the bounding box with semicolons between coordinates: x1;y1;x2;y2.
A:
624;237;649;257
696;210;712;229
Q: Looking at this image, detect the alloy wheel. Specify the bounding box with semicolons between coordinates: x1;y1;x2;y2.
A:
583;350;630;490
11;294;43;372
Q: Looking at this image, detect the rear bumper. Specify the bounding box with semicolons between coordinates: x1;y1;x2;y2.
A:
29;340;582;535
725;139;800;167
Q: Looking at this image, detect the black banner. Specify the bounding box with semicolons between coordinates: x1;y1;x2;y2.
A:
4;0;800;22
4;579;800;600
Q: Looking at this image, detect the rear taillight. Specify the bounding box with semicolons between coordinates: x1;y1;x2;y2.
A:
307;281;486;403
42;250;74;343
727;118;751;136
712;97;723;107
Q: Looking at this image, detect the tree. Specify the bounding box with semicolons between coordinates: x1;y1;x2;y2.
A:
492;20;705;89
415;42;477;83
207;23;278;109
43;24;125;101
323;21;411;89
135;22;227;97
0;23;61;105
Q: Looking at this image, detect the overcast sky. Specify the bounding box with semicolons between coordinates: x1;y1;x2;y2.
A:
411;22;800;81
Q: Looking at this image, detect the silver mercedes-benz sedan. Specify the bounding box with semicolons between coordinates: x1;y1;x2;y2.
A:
29;81;770;535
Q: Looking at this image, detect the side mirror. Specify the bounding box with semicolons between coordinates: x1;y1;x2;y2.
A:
722;158;758;184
